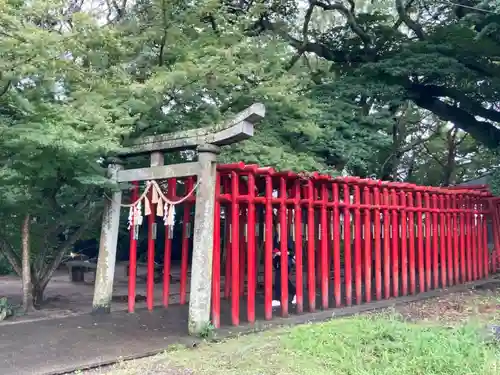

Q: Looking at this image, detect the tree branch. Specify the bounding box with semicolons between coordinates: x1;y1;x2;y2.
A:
38;204;101;287
0;239;22;276
258;18;353;63
158;0;168;67
393;0;416;29
395;0;425;40
313;1;372;46
412;93;500;150
0;79;11;97
423;143;446;167
411;83;500;123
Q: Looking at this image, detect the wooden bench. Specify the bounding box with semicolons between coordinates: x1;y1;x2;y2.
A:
65;260;97;282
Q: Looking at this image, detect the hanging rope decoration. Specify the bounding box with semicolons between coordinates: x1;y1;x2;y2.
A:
113;179;200;230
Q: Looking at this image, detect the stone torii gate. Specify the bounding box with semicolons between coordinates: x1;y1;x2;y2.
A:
92;103;265;334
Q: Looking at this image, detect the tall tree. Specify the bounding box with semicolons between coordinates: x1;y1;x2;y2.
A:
241;0;500;148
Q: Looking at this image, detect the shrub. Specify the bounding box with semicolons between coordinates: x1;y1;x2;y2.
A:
0;297;14;321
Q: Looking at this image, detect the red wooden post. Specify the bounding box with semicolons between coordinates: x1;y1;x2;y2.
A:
212;172;221;328
479;198;486;279
424;192;432;291
231;171;240;325
128;181;139;313
390;189;399;298
446;194;454;286
294;180;304;313
332;182;341;306
494;204;500;273
459;195;466;283
180;177;194;305
408;191;416;295
416;191;425;293
382;188;391;299
363;186;372;304
264;174;273;320
307;180;316;311
320;182;329;309
432;194;439;289
482;203;489;278
477;201;484;279
439;194;447;288
466;195;473;281
373;186;382;301
353;184;362;305
399;191;408;296
163;178;176;307
279;177;289;317
223;177;231;299
315;187;321;291
343;183;352;306
472;197;479;281
147;189;155;311
481;200;490;278
239;206;247;296
247;172;256;323
452;195;460;284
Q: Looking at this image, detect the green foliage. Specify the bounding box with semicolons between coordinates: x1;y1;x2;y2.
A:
0;256;13;276
197;321;216;339
111;314;500;375
286;317;500;375
489;167;500;197
0;297;15;321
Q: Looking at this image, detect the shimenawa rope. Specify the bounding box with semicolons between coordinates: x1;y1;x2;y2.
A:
105;179;200;228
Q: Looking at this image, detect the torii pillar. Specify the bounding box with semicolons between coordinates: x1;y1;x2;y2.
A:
92;104;265;335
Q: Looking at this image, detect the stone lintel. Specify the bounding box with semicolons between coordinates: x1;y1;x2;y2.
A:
197;144;221;154
116;162;199;183
119;103;265;156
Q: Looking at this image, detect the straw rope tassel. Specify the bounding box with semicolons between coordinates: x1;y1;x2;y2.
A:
107;179;201;229
151;184;160;204
156;195;164;217
144;196;152;216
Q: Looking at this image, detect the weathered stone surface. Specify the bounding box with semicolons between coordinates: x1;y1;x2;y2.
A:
117;162;200;182
188;144;220;335
120;103;265;155
92;163;123;313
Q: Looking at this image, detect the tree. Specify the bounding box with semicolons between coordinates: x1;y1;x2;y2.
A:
240;0;500;149
0;0;137;306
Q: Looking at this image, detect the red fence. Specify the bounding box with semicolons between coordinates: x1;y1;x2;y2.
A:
126;162;499;328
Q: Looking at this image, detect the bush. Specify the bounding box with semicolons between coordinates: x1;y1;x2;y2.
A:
0;297;14;321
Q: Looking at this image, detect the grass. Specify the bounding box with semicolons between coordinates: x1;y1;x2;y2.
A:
85;290;500;375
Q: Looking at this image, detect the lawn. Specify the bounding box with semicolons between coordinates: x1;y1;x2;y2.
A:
84;289;500;375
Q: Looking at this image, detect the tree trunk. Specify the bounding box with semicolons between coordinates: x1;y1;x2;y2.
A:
32;281;47;309
442;127;458;186
21;214;34;313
